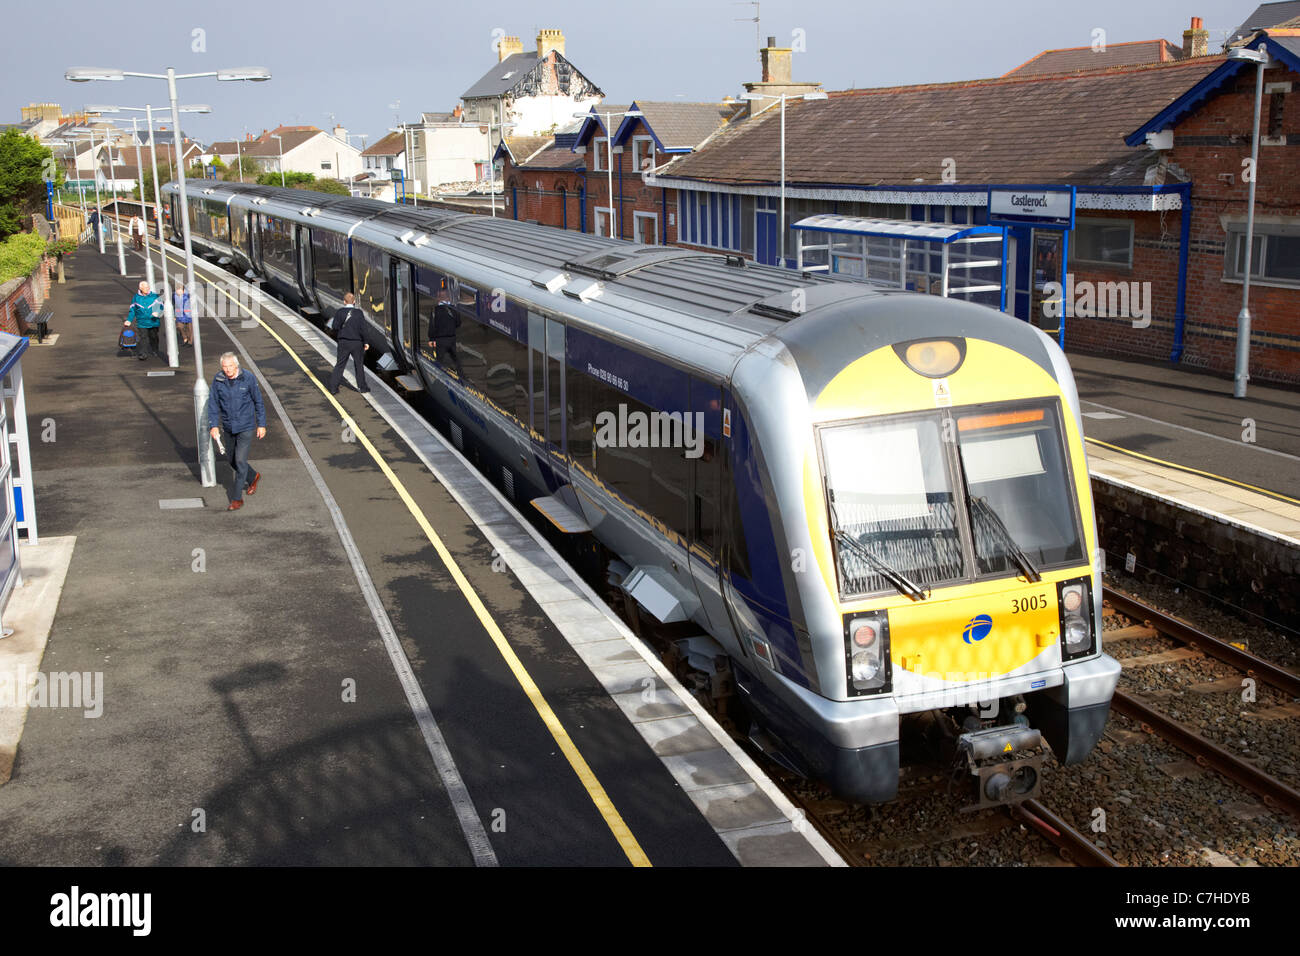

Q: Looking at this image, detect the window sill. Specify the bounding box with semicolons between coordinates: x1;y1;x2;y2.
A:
1220;276;1300;291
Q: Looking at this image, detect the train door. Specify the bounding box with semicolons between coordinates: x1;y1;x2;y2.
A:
688;377;727;635
250;213;263;272
390;257;414;368
296;226;314;304
527;311;568;489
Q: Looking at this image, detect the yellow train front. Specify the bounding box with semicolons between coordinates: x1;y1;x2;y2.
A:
730;290;1120;806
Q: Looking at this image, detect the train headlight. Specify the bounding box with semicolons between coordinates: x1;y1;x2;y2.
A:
851;651;880;683
893;338;966;379
844;612;891;696
1057;580;1095;660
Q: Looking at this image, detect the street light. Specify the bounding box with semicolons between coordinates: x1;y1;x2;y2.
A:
387;125;416;206
573;108;643;239
741;91;827;266
66;128;106;253
483;113;517;217
1226;44;1271;399
68;65;271;488
89;102;210;369
270;134;285;187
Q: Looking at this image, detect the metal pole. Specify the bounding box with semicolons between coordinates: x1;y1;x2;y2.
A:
236;139;243;183
1234;53;1267;399
108;134;125;275
779;95;786;267
278;137;285;187
169;67;215;487
146;105;178;368
606;112;614;238
88;129;105;254
131;116;157;290
487;120;495;216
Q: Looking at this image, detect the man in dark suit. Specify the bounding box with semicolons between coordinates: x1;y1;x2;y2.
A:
328;293;370;395
427;284;462;377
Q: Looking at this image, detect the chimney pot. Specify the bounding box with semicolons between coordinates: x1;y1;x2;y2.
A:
536;28;565;59
1183;17;1209;58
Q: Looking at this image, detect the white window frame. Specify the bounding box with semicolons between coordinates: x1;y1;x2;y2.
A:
633;210;658;246
632;135;656;174
594;205;615;239
1223;220;1300;288
593;137;608;172
1071;216;1135;269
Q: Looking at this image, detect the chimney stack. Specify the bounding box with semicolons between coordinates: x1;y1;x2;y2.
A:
760;35;792;83
743;35;822;116
453;104;463;120
333;124;347;141
498;34;523;62
1183;16;1208;57
536;28;565;59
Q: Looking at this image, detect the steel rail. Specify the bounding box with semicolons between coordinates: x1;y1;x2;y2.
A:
1104;587;1300;698
1110;689;1300;820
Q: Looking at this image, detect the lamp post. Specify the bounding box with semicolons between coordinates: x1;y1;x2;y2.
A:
70;128;106;253
68;65;271;488
89;103;210;370
573;108;642;239
1227;44;1272;399
271;133;285;187
388;125;416;206
103;134;127;275
484;113;517;218
741;91;827;266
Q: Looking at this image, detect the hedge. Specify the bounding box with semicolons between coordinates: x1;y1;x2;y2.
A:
0;232;47;284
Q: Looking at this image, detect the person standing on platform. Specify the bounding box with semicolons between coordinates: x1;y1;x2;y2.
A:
128;281;162;361
174;281;193;346
87;208;100;244
327;293;370;395
208;352;266;512
130;214;146;250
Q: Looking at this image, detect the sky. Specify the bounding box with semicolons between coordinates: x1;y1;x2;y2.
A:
4;0;1266;146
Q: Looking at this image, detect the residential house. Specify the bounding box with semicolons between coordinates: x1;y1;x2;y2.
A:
461;29;603;136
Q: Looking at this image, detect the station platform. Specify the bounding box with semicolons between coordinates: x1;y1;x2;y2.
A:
0;247;841;867
1067;351;1300;547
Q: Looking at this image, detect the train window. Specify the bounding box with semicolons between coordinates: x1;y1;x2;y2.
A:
231;211;248;256
351;241;387;326
311;230;348;301
546;320;565;453
821;416;965;595
576;363;689;542
956;404;1084;572
414;266;444;365
691;378;721;554
528;312;545;436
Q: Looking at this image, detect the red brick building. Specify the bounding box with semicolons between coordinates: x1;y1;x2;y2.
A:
499;102;740;242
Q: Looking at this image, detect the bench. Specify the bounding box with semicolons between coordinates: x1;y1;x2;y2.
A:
14;298;52;343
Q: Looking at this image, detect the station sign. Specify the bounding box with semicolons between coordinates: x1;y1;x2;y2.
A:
987;185;1076;230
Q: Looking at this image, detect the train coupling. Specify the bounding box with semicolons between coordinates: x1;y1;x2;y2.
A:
955;724;1043;810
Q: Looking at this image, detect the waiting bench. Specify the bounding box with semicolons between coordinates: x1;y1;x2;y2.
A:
14;298;52;343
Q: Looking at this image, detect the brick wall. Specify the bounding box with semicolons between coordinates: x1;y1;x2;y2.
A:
0;257;53;336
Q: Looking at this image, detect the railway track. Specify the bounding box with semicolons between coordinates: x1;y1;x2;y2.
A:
1103;586;1300;821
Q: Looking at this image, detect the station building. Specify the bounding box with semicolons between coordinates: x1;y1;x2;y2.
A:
497;25;1300;384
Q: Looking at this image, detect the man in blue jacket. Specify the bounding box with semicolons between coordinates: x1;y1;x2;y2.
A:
208;352;267;511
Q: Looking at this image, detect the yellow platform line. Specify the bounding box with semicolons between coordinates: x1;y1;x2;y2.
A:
1085;437;1300;507
177;256;651;866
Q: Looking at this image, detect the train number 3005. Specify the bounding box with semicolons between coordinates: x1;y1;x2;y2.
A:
1011;594;1049;613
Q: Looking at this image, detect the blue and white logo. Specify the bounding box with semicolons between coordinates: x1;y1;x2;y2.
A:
962;614;993;645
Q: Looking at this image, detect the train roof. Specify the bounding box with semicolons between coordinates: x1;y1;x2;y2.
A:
162;182;1046;383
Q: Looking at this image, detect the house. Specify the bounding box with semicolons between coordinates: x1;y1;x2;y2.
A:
1229;1;1300;42
408;108;493;189
461;29;603;136
239;125;363;181
1003;37;1188;76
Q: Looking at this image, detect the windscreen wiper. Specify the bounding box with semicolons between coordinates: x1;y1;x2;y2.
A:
834;529;930;602
824;479;928;601
967;495;1042;583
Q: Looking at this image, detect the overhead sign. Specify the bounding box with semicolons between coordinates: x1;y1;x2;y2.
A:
987;186;1075;229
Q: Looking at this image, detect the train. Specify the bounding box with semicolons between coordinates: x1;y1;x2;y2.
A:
162;179;1120;805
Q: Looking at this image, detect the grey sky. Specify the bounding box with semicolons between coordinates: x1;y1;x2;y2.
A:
6;0;1261;145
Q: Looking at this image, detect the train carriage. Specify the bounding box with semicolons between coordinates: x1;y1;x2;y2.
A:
162;180;1120;804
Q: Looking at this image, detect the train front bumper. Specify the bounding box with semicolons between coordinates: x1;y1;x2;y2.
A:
1024;653;1121;764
